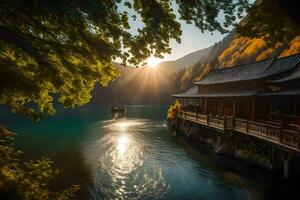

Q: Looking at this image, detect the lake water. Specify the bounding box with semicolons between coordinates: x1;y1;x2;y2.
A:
1;105;298;200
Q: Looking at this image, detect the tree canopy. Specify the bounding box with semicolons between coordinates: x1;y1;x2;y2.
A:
237;0;300;46
0;0;299;118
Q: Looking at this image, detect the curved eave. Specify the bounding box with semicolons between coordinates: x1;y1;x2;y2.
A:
173;89;259;98
172;94;199;98
193;76;263;85
173;89;300;98
193;53;300;85
258;89;300;96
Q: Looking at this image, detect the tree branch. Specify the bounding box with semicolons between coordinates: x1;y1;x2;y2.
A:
0;26;56;74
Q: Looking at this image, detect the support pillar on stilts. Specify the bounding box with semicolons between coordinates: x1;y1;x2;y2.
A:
280;150;293;178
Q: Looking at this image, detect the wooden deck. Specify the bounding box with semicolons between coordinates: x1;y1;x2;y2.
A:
177;110;300;152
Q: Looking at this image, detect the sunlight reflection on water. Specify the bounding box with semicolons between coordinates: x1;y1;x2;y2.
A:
83;119;169;199
117;134;130;157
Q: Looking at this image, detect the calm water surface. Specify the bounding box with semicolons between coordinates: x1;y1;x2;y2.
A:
0;105;297;199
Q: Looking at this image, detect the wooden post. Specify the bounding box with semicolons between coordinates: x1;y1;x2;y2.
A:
269;97;272;120
280;150;293;178
204;98;207;115
297;130;300;150
233;99;236;117
279;128;283;143
294;97;297;123
207;115;209;125
196;106;198;121
251;97;255;120
221;98;224;116
202;98;204;114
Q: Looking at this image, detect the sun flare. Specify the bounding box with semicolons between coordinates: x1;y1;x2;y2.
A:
117;135;130;156
147;57;160;68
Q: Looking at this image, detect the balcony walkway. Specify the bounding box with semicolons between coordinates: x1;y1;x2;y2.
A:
177;110;300;153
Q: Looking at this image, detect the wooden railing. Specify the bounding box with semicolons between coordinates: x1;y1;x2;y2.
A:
226;117;234;129
281;130;299;148
196;113;207;123
186;111;196;119
234;118;248;133
177;109;232;130
247;121;280;141
208;115;224;129
176;109;300;151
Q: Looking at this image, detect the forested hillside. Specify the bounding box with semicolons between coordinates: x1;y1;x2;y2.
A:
92;32;300;105
92;0;300;105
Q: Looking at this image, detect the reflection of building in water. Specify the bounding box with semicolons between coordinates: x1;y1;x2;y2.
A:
110;106;126;119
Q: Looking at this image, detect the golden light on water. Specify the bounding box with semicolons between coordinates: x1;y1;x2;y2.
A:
111;121;143;171
117;135;130;157
84;119;169;198
115;121;130;129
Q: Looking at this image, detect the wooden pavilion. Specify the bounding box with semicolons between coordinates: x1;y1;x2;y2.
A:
173;53;300;153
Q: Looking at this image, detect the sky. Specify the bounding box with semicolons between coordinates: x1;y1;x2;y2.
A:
158;1;254;63
120;2;227;65
162;20;224;61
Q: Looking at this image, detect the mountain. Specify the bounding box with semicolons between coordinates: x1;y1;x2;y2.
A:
91;1;300;105
91;32;236;105
173;34;300;94
172;32;235;92
156;46;213;73
91;30;300;105
92;63;174;105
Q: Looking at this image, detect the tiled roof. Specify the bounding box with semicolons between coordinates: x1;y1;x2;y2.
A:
172;86;258;98
173;85;300;98
172;86;198;97
268;64;300;83
194;53;300;85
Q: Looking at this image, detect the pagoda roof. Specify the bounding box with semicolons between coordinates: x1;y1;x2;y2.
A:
193;53;300;85
173;86;300;98
268;64;300;83
172;86;259;98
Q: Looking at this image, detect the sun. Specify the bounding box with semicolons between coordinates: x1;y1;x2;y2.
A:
147;56;160;68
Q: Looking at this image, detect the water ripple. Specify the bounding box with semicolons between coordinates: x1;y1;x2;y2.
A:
82;118;251;200
83;119;170;199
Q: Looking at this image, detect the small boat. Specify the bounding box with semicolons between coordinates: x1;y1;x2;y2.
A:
110;106;126;119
